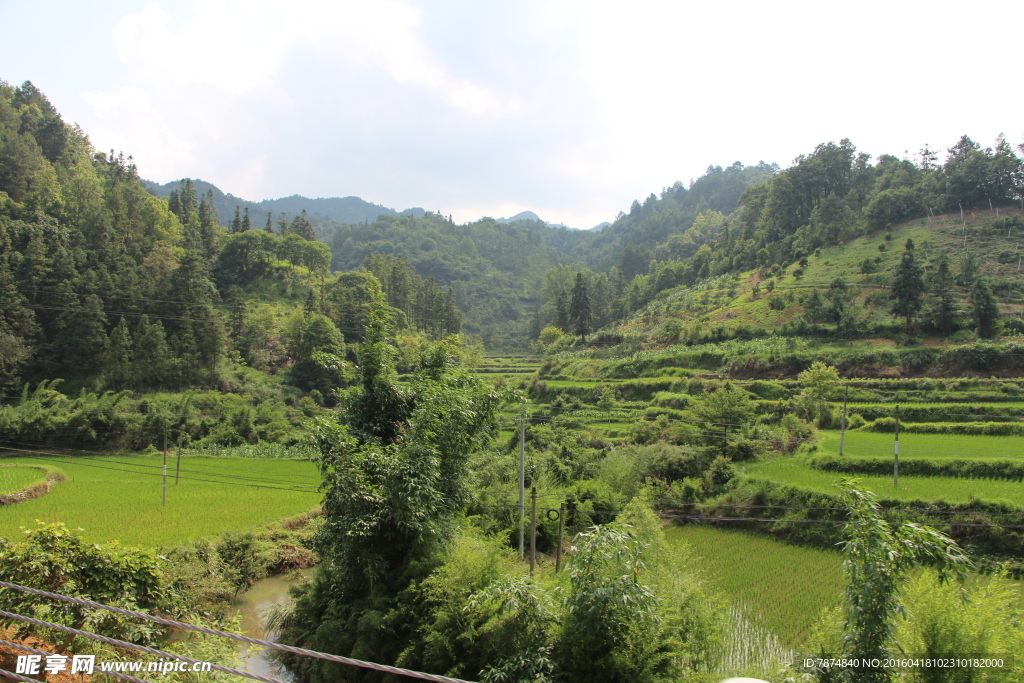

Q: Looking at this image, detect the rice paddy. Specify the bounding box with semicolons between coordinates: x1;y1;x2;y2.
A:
0;455;321;548
0;465;46;495
743;458;1024;506
817;430;1024;461
666;525;843;648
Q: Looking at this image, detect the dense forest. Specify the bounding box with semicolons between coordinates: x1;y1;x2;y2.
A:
3;78;1023;399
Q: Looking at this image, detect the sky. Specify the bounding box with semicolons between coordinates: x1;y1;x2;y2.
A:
2;0;1022;229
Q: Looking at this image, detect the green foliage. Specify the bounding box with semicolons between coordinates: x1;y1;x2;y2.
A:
280;285;504;678
895;570;1024;682
0;521;174;645
971;277;1000;339
832;481;971;683
795;361;840;426
692;384;755;428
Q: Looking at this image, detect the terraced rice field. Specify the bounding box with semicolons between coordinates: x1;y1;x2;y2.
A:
666;525;843;647
0;465;46;495
0;455;321;548
743;458;1024;506
817;430;1024;460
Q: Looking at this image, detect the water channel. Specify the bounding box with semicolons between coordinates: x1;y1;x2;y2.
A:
225;570;311;681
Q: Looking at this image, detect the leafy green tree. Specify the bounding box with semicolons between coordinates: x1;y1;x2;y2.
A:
559;523;666;682
279;280;504;680
795;361;839;425
283;312;351;395
692;385;754;428
972;277;1000;339
833;481;971;683
889;239;925;333
290;209;316;241
568;272;593;341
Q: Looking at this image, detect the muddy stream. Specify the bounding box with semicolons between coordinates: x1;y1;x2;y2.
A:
225;571;311;681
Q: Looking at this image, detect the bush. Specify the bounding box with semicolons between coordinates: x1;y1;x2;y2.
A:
767;296;786;310
859;257;879;274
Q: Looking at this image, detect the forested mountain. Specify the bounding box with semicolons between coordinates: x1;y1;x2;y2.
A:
143;178;426;232
5;76;1023;404
0;80;458;398
532;139;1024;342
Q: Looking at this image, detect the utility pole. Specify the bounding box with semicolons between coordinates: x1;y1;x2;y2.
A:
174;430;183;485
894;404;900;488
839;386;848;456
162;423;168;506
555;502;565;573
530;487;537;576
519;412;526;560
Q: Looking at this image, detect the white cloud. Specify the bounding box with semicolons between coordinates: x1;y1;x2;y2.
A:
79;86;199;179
57;0;1024;229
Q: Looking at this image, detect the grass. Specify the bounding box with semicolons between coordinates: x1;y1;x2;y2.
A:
0;465;46;495
743;459;1024;506
0;455;321;548
666;525;843;648
817;430;1024;460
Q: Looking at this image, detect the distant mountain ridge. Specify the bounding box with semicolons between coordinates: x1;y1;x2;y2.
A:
142;178;426;228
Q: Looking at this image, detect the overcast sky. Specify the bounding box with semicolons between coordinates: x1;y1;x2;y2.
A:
2;0;1021;229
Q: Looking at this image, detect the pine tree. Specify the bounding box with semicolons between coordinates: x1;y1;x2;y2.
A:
132;315;171;388
230;206;242;233
242;207;252;231
972;278;1000;339
105;317;133;388
290;210;315;241
569;272;593;341
928;254;959;334
554;289;569;330
199;189;219;236
889;239;925;333
265;212;274;233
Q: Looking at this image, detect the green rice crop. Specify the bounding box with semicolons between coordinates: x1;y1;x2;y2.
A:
817;430;1024;461
179;442;319;459
743;459;1024;507
0;465;46;495
666;525;843;647
0;456;321;548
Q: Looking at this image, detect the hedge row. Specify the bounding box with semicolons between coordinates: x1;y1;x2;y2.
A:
860;418;1024;436
841;403;1024;422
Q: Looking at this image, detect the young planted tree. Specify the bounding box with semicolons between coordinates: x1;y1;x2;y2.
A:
889;239;925;333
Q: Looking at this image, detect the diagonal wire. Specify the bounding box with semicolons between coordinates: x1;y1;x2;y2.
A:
0;638;154;683
0;582;476;683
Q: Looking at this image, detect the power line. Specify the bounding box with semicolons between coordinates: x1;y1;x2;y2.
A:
0;447;319;493
0;638;153;683
0;581;476;683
